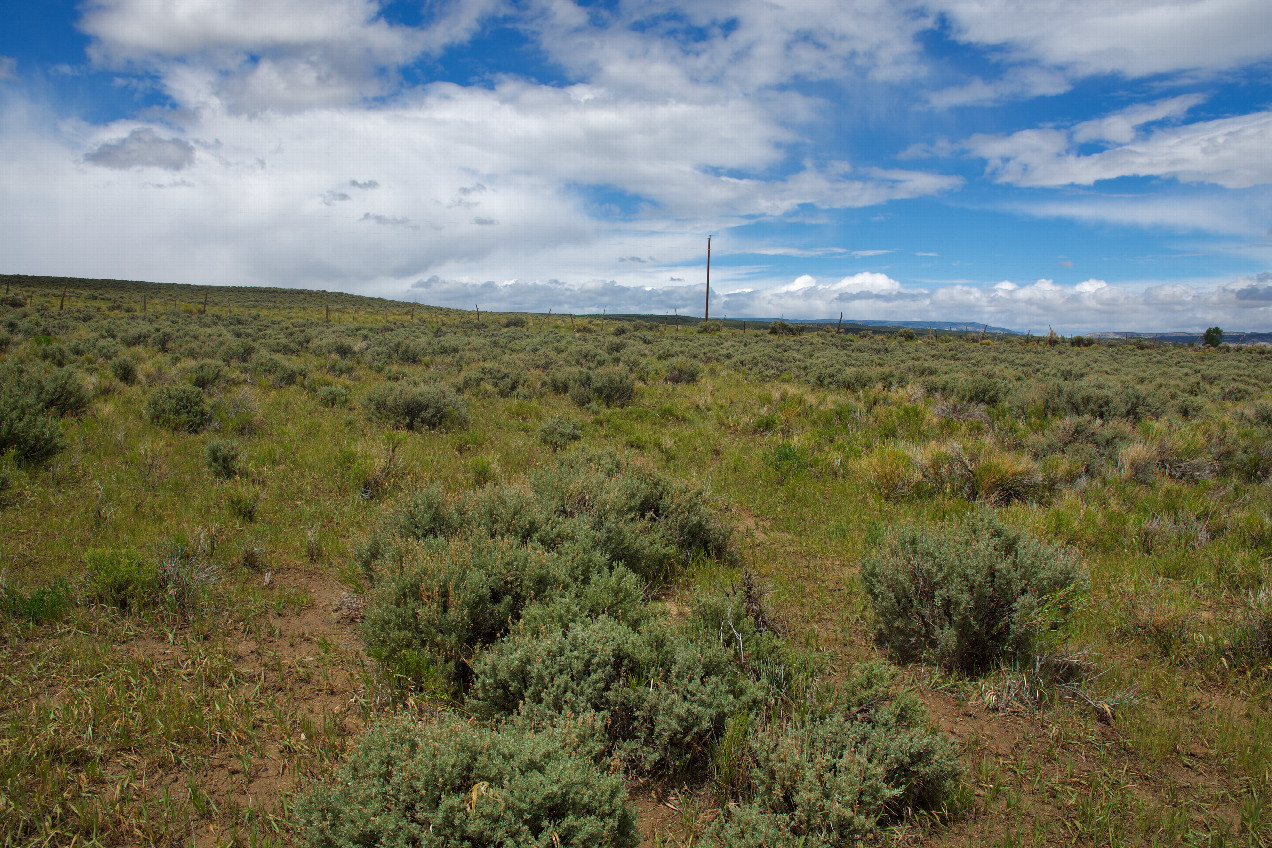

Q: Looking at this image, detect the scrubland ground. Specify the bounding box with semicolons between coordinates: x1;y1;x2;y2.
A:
2;275;1270;846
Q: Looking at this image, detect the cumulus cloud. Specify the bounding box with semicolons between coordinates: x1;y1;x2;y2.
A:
77;0;502;112
396;270;1272;334
83;127;195;170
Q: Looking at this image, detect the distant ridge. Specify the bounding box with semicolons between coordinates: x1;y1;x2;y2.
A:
4;274;1270;342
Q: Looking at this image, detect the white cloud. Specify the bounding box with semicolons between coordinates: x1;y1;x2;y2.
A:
528;0;932;98
395;270;1272;332
83;127;196;170
76;0;502;112
0;56;16;81
933;0;1272;79
927;66;1070;108
1016;188;1272;237
1070;95;1204;145
967;102;1272;189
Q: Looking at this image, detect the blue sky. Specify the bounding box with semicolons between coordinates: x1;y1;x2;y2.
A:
2;0;1271;333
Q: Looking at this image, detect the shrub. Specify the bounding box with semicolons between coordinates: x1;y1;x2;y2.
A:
471;616;766;777
861;510;1088;673
537;417;582;450
0;389;63;464
146;383;208;432
768;320;799;336
665;358;702;385
1204;326;1224;347
251;352;302;387
85;547;155;611
204;437;239;479
707;663;961;847
364;381;469;431
110;355;138;384
315;384;350;408
296;715;638;848
154;536;220;612
185;358;223;390
360;535;552;692
568;367;634;408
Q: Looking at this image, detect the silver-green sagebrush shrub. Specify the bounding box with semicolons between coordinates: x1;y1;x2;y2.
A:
360;535;543;693
0;362;91;463
296;715;639;848
361;534;648;694
537;417;582;450
705;663;961;848
364;381;469;431
470;615;766;777
861;510;1087;673
145;383;208;432
204;437;239;479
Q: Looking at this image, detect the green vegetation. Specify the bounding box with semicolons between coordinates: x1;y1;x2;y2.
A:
296;716;638;848
862;511;1087;672
3;273;1271;847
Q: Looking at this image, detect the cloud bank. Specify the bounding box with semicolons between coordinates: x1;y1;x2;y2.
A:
408;271;1272;334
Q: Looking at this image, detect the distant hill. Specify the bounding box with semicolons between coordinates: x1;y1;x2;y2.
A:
4;274;1269;342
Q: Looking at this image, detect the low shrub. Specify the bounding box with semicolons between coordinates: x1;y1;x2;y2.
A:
110;355;138;384
665;357;702;385
707;663;961;847
296;715;638;848
471;614;766;776
314;384;350;408
537;417;582;450
0;388;63;464
568;367;633;408
154;536;220;612
364;381;469;431
146;383;208;432
85;547;155;611
184;358;223;390
862;510;1088;673
204;437;239;479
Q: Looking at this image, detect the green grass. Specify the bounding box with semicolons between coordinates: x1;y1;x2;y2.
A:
3;274;1272;845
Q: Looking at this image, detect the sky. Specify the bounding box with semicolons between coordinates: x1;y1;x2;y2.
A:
2;1;1271;333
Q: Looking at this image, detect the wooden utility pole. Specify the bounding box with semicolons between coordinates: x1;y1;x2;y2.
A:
704;236;712;323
